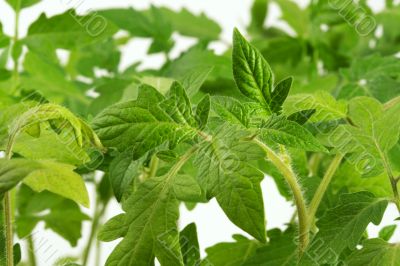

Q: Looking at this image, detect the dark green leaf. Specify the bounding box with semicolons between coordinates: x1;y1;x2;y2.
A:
232;29;274;111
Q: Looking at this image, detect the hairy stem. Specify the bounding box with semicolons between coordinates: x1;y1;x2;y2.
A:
253;139;309;254
308;154;343;226
27;235;37;266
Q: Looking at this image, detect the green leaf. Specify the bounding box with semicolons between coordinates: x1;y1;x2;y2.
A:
98;214;127;242
195;94;210;130
273;0;309;36
180;223;200;266
346;238;400;265
179;66;214;97
323;97;400;176
243;227;297;266
104;174;185;266
159;8;221;40
67;38;121;78
92;84;197;158
0;158;42;195
283;91;347;122
203;234;260;266
172;174;203;202
287;109;316;125
8;103;102;150
338;55;400;102
5;0;41;11
211;96;250;127
87;78;133;116
0;23;10;49
21;52;88;104
159;82;197;128
301;192;388;264
332;161;392;198
16;185;89;246
270;77;292;113
24;10;117;55
13;130;90;165
249;0;269;31
232;29;274;111
23;160;90;208
195;126;266;242
108;151;144;202
378;225;397;241
98;7;173;53
258;115;327;152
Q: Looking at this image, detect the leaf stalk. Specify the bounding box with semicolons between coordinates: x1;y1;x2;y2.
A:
308;154;343;227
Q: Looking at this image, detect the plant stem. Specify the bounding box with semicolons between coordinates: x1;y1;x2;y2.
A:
11;9;20;93
148;155;159;179
308;154;343;225
253;139;309;254
3;139;14;266
376;144;400;213
82;202;107;266
384;95;400;110
27;235;37;266
4;192;13;266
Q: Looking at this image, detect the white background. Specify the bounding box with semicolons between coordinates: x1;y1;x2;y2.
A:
0;0;399;265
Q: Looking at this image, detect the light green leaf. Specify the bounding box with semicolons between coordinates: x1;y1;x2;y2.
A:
283;91;347;122
323;97;400;176
195;126;266;241
232;28;274;111
23;160;90;208
13;130;90;165
301;192;388;264
8;103;102;150
346;238;400;265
